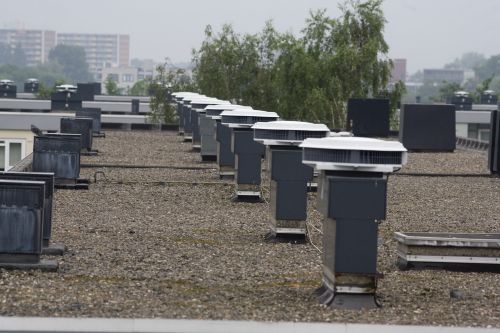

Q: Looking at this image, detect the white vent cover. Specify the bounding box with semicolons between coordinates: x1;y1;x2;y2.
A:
220;109;279;128
300;137;407;173
191;99;230;112
0;80;15;85
205;105;253;119
330;131;353;137
253;121;330;146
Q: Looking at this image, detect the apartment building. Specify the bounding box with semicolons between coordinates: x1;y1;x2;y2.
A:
57;33;130;80
0;29;56;66
0;29;130;80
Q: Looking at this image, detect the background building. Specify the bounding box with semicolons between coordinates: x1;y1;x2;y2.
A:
390;58;407;83
57;33;130;80
423;69;464;84
0;29;56;66
0;29;130;81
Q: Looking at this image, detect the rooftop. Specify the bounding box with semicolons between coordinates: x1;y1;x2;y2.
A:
0;130;499;327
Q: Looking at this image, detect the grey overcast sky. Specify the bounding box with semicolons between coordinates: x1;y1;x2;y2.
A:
1;0;498;73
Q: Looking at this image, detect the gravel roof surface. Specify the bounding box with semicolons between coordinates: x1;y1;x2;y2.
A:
0;130;499;327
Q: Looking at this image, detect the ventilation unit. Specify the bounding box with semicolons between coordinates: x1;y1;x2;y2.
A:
449;91;473;111
77;83;99;101
347;98;390;137
0;172;65;255
399;104;456;151
489;110;500;175
51;90;83;111
131;99;140;114
301;136;406;308
221;109;279;199
24;79;39;93
32;134;89;189
253;121;330;237
171;92;202;135
481;90;498;105
76;108;104;138
60;117;96;155
202;105;251;162
180;95;205;142
0;79;17;98
189;98;228;150
0;179;58;271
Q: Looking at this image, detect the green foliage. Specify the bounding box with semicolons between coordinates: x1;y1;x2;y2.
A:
444;52;486;70
437;82;462;102
36;79;66;100
475;55;500;82
148;63;177;125
49;44;93;83
192;0;393;129
105;75;121;95
129;80;150;96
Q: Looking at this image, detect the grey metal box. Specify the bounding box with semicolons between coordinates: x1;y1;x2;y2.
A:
183;105;192;135
0;180;45;255
334;219;378;274
270;180;308;220
235;154;262;184
200;115;217;156
270;148;313;181
399;104;456;151
347;98;390;137
328;176;387;220
191;109;201;145
231;129;265;155
0;172;54;245
131;99;140;114
216;122;234;167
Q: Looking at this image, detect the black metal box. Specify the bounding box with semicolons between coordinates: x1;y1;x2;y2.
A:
60;117;93;151
132;99;140;114
450;95;473;111
24;81;39;93
76;108;102;134
0;180;45;255
77;83;98;101
0;172;54;246
33;135;81;180
489;110;500;174
399;104;456;151
0;83;17;98
231;129;265;155
347;98;390;137
51;91;83;111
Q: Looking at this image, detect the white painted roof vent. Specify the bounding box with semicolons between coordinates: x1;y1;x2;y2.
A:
205;105;252;119
253;121;330;146
300;137;407;173
220;109;279;128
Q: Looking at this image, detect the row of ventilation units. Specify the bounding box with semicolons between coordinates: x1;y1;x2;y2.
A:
0;109;105;271
0;80;100;100
170;91;500;309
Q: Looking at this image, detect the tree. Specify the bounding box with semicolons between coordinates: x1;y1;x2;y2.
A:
444;52;486;70
129;79;150;96
48;44;93;83
105;75;120;95
475;55;500;81
437;82;462;102
149;63;177;125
